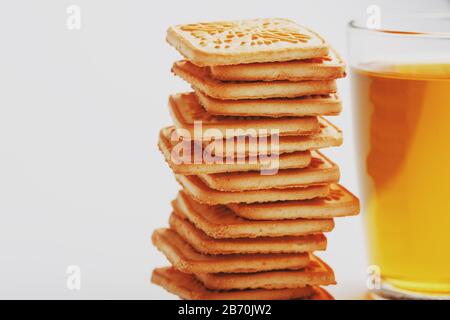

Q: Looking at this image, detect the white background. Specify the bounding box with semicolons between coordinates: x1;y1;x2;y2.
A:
0;0;448;299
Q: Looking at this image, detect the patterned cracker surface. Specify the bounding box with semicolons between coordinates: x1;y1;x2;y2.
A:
204;117;343;156
151;267;335;300
169;92;320;137
173;60;337;100
228;184;360;220
172;191;334;238
158;126;312;174
195;255;336;290
151;228;310;273
176;174;330;205
196;89;342;118
166;18;329;67
208;48;345;81
169;213;327;254
197;151;340;192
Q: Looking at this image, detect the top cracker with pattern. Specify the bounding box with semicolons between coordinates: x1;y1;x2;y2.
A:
167;18;329;66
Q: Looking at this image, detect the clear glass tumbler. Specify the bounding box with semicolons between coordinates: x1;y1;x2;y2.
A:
348;14;450;299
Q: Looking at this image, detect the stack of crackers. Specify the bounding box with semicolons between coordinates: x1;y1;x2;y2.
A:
152;18;359;300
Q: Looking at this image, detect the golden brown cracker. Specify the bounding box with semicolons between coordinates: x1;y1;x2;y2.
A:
151;267;330;300
169;92;320;137
196;90;342;117
169;213;327;254
176;174;330;205
197;151;340;192
158;126;312;174
173;61;337;100
204;117;343;156
172;191;335;238
195;255;335;290
209;48;345;81
228;184;360;220
152;228;310;273
166;18;329;67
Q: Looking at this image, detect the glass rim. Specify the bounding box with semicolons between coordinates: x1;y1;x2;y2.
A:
348;13;450;39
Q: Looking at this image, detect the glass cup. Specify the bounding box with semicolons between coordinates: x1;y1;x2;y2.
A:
348;14;450;300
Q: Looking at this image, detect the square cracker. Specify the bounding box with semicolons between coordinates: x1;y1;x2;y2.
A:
195;90;342;118
172;191;335;239
173;61;337;100
158;126;312;175
228;184;360;220
197;151;340;192
203;117;343;156
166;18;329;67
169;213;327;255
176;174;330;205
209;48;345;81
152;228;310;274
169;92;320;137
195;255;336;290
151;267;334;300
